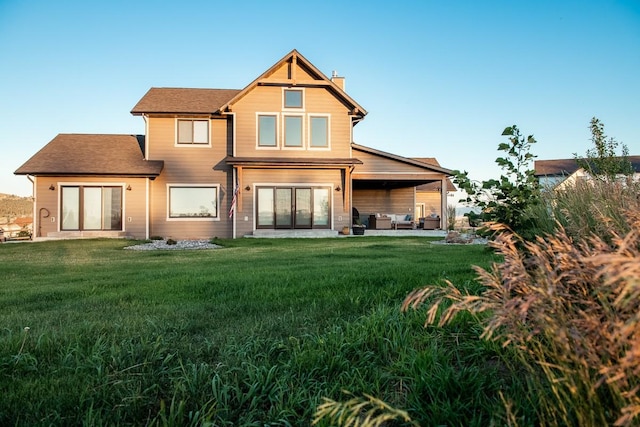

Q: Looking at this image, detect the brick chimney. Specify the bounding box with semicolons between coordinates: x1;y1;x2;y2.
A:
331;70;345;90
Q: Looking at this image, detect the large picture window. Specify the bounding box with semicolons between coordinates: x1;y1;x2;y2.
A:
168;186;218;219
177;119;209;145
61;185;122;231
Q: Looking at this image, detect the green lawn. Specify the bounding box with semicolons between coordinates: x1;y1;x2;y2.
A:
0;237;526;426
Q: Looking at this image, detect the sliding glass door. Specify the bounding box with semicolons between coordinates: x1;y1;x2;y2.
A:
256;186;330;229
61;186;123;231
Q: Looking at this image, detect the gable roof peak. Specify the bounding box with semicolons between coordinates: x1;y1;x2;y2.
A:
218;49;367;118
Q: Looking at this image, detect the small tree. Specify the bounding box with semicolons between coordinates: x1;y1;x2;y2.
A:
454;125;540;238
575;117;633;181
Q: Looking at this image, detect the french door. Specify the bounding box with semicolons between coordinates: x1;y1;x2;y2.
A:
61;186;123;231
257;186;330;229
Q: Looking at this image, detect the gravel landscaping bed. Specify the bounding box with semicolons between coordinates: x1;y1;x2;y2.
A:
124;240;222;250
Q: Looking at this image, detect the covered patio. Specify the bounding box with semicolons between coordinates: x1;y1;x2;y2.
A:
350;144;453;230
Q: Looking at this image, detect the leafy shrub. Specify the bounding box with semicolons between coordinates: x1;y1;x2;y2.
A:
455;125;540;240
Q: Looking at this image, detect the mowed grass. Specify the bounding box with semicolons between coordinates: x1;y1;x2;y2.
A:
0;237;521;426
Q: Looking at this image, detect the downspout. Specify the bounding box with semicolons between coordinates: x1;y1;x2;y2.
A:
348;114;363;222
348;115;364;155
146;178;150;240
143;114;149;159
27;175;36;236
225;111;237;239
143;114;150;240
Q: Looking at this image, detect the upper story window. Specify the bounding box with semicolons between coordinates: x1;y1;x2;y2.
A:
177;119;209;145
283;89;303;109
258;114;278;147
309;115;329;148
283;115;303;148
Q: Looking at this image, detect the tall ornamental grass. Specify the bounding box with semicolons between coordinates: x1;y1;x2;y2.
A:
528;177;640;244
404;208;640;426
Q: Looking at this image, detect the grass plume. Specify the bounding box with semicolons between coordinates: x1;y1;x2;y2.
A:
404;211;640;426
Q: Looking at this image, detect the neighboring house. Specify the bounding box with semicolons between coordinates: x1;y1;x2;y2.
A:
14;216;33;231
0;217;32;241
15;50;453;239
535;156;640;190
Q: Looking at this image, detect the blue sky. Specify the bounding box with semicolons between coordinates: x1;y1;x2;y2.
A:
1;0;638;198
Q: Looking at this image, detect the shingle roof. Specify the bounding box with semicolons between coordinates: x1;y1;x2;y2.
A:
352;144;453;175
412;158;457;191
14;134;164;177
534;159;581;176
131;88;241;115
534;156;640;176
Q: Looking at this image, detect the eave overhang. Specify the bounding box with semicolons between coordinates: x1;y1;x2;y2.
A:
224;156;363;168
351;143;454;176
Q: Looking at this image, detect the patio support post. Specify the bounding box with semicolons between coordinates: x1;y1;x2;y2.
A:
237;166;243;212
440;177;448;230
343;167;351;211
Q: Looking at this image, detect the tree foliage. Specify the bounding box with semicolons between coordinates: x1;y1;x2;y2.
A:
575;117;633;181
454;125;540;238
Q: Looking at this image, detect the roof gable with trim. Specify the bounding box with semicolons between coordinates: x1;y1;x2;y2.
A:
218;49;367;118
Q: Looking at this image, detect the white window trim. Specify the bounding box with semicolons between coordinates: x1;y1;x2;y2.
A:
256;112;280;150
282;87;305;111
252;182;334;230
166;183;220;221
58;182;127;232
174;118;212;147
308;114;331;151
282;113;306;151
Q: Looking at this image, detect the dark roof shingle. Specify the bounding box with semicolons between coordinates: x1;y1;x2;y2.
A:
412;158;457;191
131;87;241;114
14;134;164;177
534;156;640;176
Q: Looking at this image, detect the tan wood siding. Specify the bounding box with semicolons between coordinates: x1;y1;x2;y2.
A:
416;191;444;218
352;187;416;225
146;116;233;239
233;168;348;236
352;150;444;177
232;86;352;159
33;176;148;238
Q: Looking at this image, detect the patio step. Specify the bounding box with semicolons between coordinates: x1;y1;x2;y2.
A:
248;229;340;238
44;231;131;239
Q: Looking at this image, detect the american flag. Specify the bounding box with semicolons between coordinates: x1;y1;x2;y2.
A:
228;184;239;218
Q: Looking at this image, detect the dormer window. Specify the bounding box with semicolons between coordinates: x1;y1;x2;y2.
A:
283;89;303;109
177;119;209;145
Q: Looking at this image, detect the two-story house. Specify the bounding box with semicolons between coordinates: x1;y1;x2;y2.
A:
15;50;453;239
